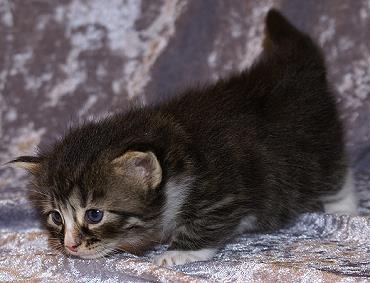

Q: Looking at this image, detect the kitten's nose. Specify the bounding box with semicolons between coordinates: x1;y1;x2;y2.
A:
66;244;80;252
64;233;82;252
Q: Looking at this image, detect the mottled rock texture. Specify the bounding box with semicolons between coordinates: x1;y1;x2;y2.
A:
0;1;369;282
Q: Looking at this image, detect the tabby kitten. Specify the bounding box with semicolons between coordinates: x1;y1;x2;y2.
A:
10;10;357;266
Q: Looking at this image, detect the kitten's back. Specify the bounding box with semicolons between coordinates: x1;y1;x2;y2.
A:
159;9;350;227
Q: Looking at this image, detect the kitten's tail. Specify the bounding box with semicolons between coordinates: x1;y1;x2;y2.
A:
263;9;324;67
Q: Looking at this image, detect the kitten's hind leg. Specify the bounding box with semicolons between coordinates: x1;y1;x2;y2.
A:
321;170;358;215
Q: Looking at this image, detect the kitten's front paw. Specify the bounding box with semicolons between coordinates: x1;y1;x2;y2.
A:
153;249;216;266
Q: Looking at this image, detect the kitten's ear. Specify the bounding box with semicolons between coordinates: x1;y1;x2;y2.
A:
112;151;162;189
6;156;42;175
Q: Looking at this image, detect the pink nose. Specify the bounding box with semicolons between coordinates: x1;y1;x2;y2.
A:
66;245;79;252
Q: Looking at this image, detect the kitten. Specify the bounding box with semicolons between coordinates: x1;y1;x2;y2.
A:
10;10;357;266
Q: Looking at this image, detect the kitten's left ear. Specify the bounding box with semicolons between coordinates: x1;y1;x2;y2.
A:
112;151;162;189
6;156;42;175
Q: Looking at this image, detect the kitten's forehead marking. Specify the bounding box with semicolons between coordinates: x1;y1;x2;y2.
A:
62;188;86;246
68;188;85;224
61;205;76;246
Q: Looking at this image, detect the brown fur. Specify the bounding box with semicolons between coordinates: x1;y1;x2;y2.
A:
9;10;351;263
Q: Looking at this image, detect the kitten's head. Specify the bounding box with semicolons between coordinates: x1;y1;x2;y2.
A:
10;148;165;258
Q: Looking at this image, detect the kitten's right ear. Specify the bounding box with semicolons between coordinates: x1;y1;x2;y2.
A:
6;156;42;175
112;151;162;190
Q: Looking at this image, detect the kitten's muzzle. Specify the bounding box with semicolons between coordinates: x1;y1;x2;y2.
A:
65;244;80;253
64;234;82;253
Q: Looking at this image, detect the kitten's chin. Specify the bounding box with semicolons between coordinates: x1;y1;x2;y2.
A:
77;252;109;259
66;248;112;259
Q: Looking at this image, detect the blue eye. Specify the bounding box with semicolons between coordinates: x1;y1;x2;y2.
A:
51;211;62;225
85;209;104;224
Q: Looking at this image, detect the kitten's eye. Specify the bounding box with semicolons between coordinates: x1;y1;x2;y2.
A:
50;211;63;226
85;209;104;224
